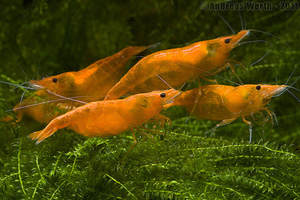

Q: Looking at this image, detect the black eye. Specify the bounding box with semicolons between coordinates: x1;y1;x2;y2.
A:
52;78;58;83
224;38;231;43
256;85;261;90
160;93;166;98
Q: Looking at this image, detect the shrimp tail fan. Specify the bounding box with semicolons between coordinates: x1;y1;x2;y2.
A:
28;126;58;144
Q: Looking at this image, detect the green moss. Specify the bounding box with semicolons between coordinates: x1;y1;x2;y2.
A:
0;0;299;199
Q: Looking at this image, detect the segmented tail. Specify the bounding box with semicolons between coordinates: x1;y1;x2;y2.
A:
28;131;42;140
28;126;58;144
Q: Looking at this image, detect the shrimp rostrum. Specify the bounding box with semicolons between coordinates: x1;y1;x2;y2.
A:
28;89;181;144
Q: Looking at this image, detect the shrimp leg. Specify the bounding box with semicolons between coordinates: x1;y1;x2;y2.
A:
146;114;171;130
242;117;253;143
261;107;276;125
137;127;159;157
189;78;203;117
200;76;218;84
206;117;238;136
118;128;138;161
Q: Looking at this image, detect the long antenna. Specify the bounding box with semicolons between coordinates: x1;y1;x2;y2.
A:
46;90;87;105
215;11;235;35
155;73;173;89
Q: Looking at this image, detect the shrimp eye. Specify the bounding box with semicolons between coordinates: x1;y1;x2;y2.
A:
52;78;58;83
160;93;166;98
224;38;231;43
256;85;261;90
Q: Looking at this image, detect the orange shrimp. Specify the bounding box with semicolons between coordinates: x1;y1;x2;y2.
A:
104;30;249;100
28;89;181;144
165;84;289;142
1;90;75;123
2;46;148;123
30;46;149;102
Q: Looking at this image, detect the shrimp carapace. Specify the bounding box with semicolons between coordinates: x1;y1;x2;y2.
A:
104;30;250;100
28;89;181;144
165;84;287;142
30;46;149;102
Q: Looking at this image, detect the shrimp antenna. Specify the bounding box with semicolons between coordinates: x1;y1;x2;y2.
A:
249;29;279;40
19;87;29;107
239;9;244;30
6;98;66;112
287;86;300;93
178;62;241;86
284;73;300;102
0;80;34;90
12;82;29;91
286;89;300;102
275;76;300;98
37;57;41;80
212;73;241;86
46;90;87;105
179;82;186;91
250;48;271;66
285;65;298;85
166;91;183;105
154;73;183;104
239;39;273;46
280;66;299;97
17;63;31;82
7;94;91;112
288;75;300;90
239;40;273;66
155;73;174;89
215;11;235;35
244;11;247;30
165;82;186;104
249;29;290;48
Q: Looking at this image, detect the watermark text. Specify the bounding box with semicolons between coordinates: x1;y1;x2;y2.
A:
199;1;299;11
